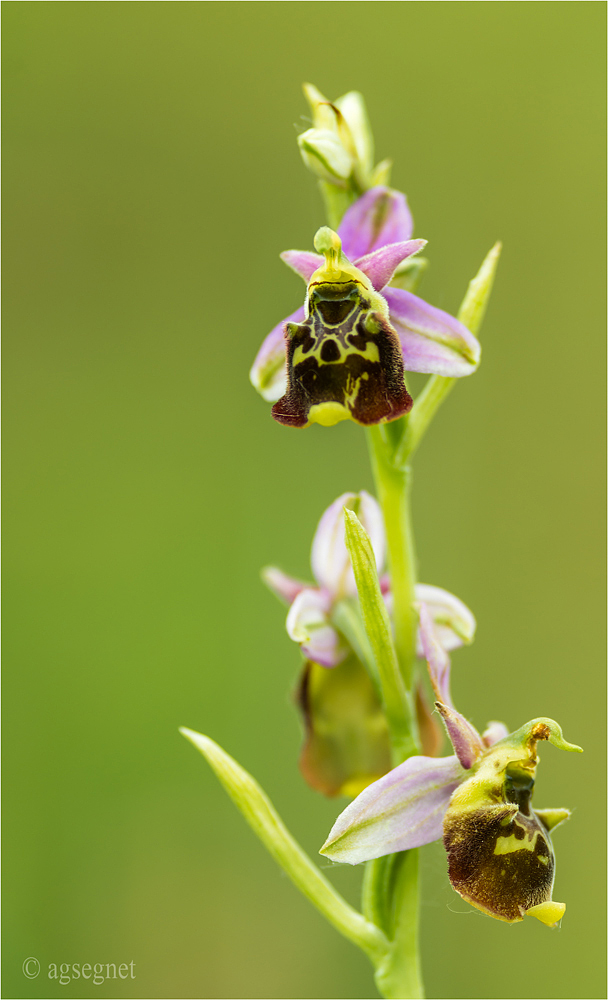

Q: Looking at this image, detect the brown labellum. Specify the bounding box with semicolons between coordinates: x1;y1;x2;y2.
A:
443;767;557;922
272;281;412;428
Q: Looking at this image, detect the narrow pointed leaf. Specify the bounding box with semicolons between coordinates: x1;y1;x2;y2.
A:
458;241;502;336
342;508;414;761
180;728;388;961
396;242;502;464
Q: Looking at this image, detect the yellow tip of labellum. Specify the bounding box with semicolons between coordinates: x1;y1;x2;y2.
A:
525;901;566;927
307;401;350;426
340;775;379;798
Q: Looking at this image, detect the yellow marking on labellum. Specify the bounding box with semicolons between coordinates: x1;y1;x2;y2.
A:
292;338;380;368
494;828;540;855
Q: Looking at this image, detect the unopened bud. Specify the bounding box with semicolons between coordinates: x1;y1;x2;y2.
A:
298;128;353;185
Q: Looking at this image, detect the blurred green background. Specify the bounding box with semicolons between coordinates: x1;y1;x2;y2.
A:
3;3;605;998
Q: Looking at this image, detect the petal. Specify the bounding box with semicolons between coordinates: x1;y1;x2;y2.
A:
250;306;305;402
384;287;481;377
416;684;443;758
286;587;347;668
296;656;391;797
417;602;453;707
311;491;385;598
280;250;324;283
355;240;427;291
435;702;486;770
338;187;414;258
418;603;485;767
302;626;348;668
415;583;476;654
261;566;309;606
320;754;464;864
482;720;510;747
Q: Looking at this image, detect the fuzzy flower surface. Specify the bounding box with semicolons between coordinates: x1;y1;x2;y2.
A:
250;187;480;427
320;605;582;927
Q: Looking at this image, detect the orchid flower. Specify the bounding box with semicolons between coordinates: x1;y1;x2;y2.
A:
263;491;475;669
320;604;583;928
250;186;481;427
263;492;475;798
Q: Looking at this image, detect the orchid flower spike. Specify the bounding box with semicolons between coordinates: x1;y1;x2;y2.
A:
250;187;481;426
320;605;582;928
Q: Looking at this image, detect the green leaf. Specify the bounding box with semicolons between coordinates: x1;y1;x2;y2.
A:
180;727;389;962
395;241;502;466
342;508;416;763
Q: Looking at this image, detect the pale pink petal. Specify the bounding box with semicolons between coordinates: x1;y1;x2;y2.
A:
311;491;385;598
280;250;324;283
418;603;453;708
483;721;510;747
262;566;309;606
302;626;348;669
338;187;414;259
355;240;427;291
249;306;305;402
286;588;346;668
415;584;476;655
320;754;463;864
435;702;486;770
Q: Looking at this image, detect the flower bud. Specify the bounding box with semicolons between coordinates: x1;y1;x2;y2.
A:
298;128;353;186
300;84;377;191
333;91;374;182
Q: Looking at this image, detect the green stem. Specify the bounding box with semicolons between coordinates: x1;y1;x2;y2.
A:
364;426;423;999
366;426;418;691
374;851;424;1000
